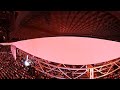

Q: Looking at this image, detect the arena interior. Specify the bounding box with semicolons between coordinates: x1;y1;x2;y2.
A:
0;11;120;79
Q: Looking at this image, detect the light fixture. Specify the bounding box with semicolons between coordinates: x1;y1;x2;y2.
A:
24;55;31;67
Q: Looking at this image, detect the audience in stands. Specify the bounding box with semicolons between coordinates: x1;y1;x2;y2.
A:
0;45;119;79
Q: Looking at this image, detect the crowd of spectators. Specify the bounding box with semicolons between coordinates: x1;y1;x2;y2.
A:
0;45;119;79
0;45;55;79
0;52;34;79
99;69;120;79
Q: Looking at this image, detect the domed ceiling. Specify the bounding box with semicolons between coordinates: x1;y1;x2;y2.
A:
10;11;120;42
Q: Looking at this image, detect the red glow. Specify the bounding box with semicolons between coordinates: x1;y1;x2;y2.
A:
8;37;120;65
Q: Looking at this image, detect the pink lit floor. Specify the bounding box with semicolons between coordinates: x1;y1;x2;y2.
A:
2;36;120;65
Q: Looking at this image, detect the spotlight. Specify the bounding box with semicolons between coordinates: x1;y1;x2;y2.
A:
24;60;30;66
24;55;31;67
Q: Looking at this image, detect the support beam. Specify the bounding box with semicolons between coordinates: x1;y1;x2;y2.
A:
90;68;94;79
86;65;94;78
10;45;16;60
